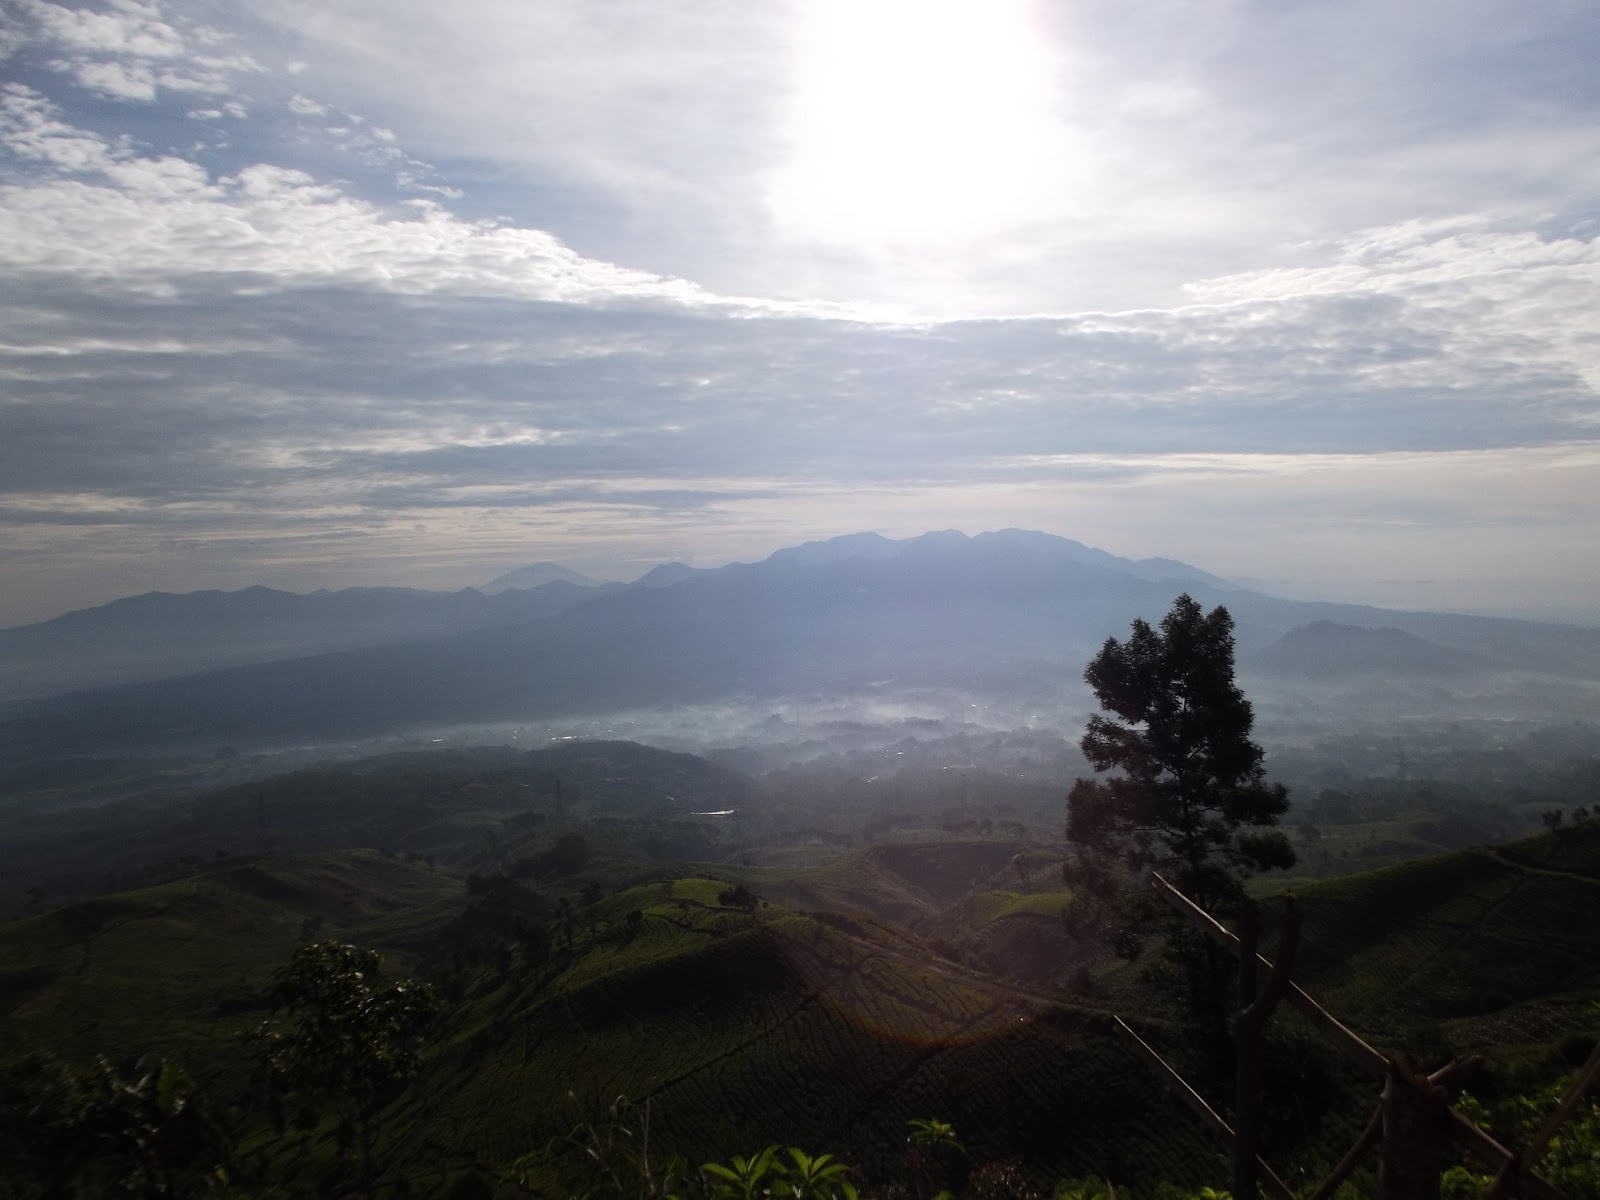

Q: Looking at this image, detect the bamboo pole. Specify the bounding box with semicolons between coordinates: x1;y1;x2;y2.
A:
1112;1017;1296;1200
1306;1107;1382;1200
1151;874;1387;1077
1234;897;1300;1200
1149;873;1564;1200
1448;1112;1564;1200
1486;1036;1600;1200
1114;1017;1234;1142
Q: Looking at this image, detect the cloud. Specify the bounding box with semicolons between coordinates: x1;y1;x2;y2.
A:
0;264;1589;530
28;0;185;59
213;0;1600;315
0;83;121;170
0;93;723;308
9;0;260;100
0;0;1597;625
1185;215;1600;393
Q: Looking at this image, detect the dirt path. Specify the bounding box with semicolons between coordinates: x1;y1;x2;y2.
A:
1475;846;1600;886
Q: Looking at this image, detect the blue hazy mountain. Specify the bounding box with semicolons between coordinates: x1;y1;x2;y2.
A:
2;528;1596;760
1250;620;1496;679
479;562;601;593
0;579;617;700
767;529;1233;589
631;562;709;588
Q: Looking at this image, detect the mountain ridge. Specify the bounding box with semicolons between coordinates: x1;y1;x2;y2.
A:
4;529;1600;763
0;530;1227;702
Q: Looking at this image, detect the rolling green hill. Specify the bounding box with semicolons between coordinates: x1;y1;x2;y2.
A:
1;740;754;911
368;878;1212;1196
1286;822;1600;1056
4;810;1600;1196
0;851;461;1073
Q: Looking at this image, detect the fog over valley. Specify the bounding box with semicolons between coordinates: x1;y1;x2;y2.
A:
4;529;1597;819
5;1;1600;1191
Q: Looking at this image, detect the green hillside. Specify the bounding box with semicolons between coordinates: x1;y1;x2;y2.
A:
1288;822;1600;1056
368;878;1212;1196
4;804;1600;1196
0;851;460;1072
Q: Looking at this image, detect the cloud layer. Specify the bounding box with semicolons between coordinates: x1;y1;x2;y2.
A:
0;0;1597;625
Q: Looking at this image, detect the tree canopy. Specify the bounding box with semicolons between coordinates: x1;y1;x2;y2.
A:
246;940;437;1197
1066;594;1294;911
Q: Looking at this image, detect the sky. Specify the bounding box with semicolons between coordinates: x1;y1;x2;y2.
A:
1;0;1598;628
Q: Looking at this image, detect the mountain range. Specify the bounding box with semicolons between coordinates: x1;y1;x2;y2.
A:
0;530;1220;702
2;528;1598;763
0;580;625;702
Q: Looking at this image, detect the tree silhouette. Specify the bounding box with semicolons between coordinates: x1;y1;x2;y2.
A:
0;1052;230;1197
1066;594;1294;913
245;941;437;1199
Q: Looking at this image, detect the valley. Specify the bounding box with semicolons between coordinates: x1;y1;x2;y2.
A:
1;531;1598;1197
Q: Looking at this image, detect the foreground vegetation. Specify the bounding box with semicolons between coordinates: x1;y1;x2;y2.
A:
2;811;1598;1195
2;661;1598;1199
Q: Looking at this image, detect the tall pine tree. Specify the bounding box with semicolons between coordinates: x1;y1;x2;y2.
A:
1066;594;1294;913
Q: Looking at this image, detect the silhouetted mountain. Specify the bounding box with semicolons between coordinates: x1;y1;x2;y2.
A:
633;562;708;588
764;531;905;568
761;528;1231;588
0;581;617;701
4;529;1598;760
479;562;600;593
969;528;1235;588
1249;621;1496;679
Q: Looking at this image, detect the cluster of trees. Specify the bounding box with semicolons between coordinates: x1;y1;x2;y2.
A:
534;1108;1121;1200
9;592;1596;1197
244;941;438;1198
1061;595;1300;1094
1543;806;1594;829
0;940;435;1199
1065;594;1295;914
0;1053;231;1197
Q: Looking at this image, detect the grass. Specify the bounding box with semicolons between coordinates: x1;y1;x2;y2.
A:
0;850;461;1072
7;818;1600;1196
383;902;1212;1192
1251;826;1600;1060
956;888;1074;931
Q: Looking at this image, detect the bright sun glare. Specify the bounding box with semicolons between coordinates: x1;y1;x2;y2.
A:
770;0;1061;249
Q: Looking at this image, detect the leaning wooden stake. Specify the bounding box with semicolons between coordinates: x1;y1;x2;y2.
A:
1113;1017;1296;1200
1234;896;1299;1200
1307;1107;1383;1200
1149;873;1566;1200
1381;1054;1453;1200
1487;1035;1600;1199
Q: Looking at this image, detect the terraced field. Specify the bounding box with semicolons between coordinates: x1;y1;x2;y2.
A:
0;850;460;1072
373;883;1214;1193
6;822;1600;1196
1284;825;1600;1054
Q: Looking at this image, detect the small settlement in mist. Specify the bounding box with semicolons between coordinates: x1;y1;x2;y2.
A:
2;1;1599;1197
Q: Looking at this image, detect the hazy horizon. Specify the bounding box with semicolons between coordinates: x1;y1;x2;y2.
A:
7;523;1600;632
3;2;1597;629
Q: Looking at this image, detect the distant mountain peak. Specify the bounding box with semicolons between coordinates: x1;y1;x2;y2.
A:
970;530;1229;586
758;528;1230;587
762;532;903;568
633;562;704;587
480;562;599;594
1250;620;1494;679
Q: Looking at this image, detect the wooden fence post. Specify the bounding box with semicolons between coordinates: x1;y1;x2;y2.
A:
1379;1054;1452;1200
1141;873;1568;1200
1234;897;1300;1200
